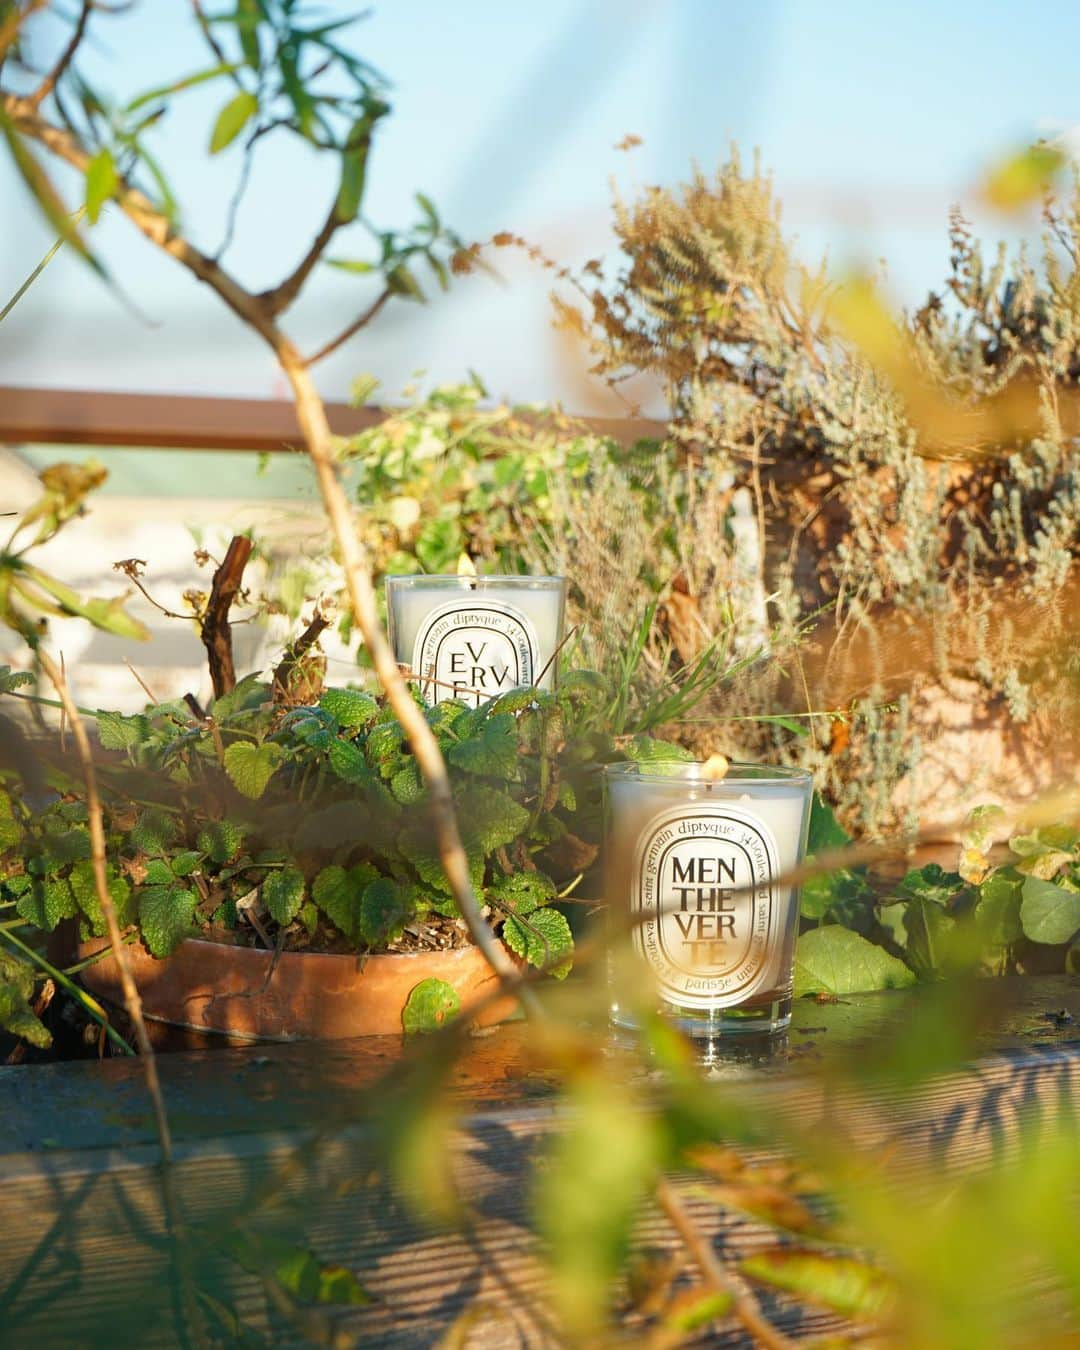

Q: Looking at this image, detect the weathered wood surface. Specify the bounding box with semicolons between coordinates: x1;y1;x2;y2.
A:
0;975;1076;1347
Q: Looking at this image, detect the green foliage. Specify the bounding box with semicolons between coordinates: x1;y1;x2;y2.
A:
0;950;51;1048
503;906;573;978
0;666;689;1004
0;464;147;646
794;925;917;996
740;1248;895;1319
138;885;196;957
401;977;461;1034
534;1072;659;1338
1020;874;1080;945
263;867;305;926
223;740;286;800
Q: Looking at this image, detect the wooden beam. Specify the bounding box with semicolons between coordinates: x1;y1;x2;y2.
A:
0;385;663;452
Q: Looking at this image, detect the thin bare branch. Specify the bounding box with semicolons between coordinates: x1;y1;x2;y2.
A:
189;0;241;86
306;286;391;366
259;199;344;317
278;344;529;996
27;0;91;109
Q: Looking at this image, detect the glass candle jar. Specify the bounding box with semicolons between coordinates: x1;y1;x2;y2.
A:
604;761;813;1037
385;574;567;707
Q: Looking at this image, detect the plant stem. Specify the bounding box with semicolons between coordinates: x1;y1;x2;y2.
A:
278;350;531;1002
0;926;135;1056
32;648;205;1343
656;1178;795;1350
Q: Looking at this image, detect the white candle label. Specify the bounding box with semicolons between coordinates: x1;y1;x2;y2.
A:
631;804;781;1009
412;600;540;707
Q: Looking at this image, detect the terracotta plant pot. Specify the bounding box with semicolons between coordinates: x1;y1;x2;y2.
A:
79;937;517;1041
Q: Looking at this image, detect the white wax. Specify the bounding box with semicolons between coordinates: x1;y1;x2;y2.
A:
386;576;565;706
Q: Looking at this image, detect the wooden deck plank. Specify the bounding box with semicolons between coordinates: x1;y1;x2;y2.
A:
0;976;1076;1346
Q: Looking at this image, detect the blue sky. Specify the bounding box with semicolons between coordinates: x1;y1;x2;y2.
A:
1;0;1076;411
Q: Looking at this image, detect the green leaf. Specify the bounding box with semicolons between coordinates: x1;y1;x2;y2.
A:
488;686;540;716
126;62;240;113
415;191;439;228
311;863;377;941
170;850;202;879
457;785;529;855
130;809;179;856
402;977;461;1034
740;1249;894;1319
16;563;149;639
0;955;51;1048
96;709;150;752
662;1288;734;1335
1020;875;1080;945
801;867;864;922
16;878;76;931
335;125;371;223
535;1073;659;1338
223;741;285;799
326;737;372;785
318;687;379;729
622;736;695;764
807;792;851;853
0;110;105;276
447;713;518;777
326;257;376;275
144;859;174;885
209;89;259;153
365;721;405;764
503;906;573;977
896;862;963;906
903;896;958;976
390;761;425;805
196;820;245;864
84;148;117;224
486;870;556;917
69;863;133;934
220;1229;372;1307
263;867;305;927
975;872;1023;946
138;885;196;957
793;926;916;996
984;143;1066;210
0;788;20;849
212;673;268;719
0;666;33;694
357;877;412;947
415;515;462;573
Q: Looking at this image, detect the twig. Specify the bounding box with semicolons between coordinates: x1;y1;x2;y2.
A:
27;0;90;108
124;657;160;705
33;650;172;1135
259;198;344;317
306;287;391;366
656;1178;795;1350
0;206;84;323
200;534;253;699
113;559;192;621
271;609;329;700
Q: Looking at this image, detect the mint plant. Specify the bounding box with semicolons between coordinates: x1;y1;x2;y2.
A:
795;798;1080;995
